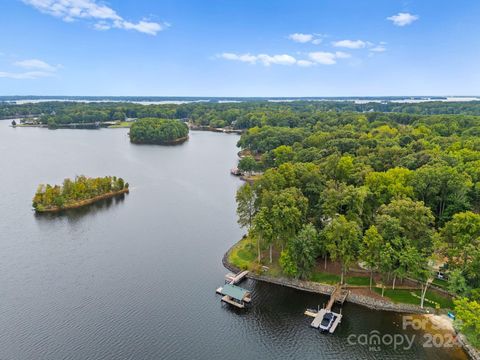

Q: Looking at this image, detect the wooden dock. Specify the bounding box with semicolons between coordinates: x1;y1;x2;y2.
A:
225;270;249;285
216;271;252;309
221;295;245;308
305;284;347;333
306;308;343;333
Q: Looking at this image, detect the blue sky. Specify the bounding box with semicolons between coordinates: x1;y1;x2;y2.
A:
0;0;479;96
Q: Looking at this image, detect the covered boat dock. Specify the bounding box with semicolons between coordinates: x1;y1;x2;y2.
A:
220;283;252;309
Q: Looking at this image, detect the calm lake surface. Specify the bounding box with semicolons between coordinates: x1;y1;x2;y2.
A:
0;121;469;360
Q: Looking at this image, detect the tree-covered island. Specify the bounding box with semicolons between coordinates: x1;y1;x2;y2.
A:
129;118;189;145
33;175;129;212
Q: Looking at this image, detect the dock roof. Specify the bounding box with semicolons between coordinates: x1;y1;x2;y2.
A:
222;283;249;301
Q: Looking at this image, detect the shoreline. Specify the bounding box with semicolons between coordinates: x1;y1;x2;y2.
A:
130;135;189;146
222;239;480;359
34;188;129;213
222;240;430;314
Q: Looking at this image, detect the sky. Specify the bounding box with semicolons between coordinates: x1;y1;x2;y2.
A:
0;0;479;97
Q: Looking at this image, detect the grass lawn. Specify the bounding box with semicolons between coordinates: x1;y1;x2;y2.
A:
432;278;448;289
346;276;372;286
373;288;453;309
310;271;340;284
228;237;257;270
309;271;371;286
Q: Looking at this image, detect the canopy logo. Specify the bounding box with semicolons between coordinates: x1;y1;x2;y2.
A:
347;330;415;352
348;316;460;352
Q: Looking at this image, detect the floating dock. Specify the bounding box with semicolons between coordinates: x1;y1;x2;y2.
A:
305;284;347;333
306;309;343;334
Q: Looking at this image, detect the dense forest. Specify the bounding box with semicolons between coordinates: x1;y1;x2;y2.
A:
3;100;480;129
33;176;128;211
129;118;189;144
230;108;480;345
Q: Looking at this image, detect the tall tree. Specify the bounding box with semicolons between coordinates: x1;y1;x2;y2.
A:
360;225;384;290
260;187;308;262
282;224;318;279
441;211;480;286
322;215;361;284
236;183;257;230
250;207;273;263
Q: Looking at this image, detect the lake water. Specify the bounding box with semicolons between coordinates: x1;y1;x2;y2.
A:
0;121;469;359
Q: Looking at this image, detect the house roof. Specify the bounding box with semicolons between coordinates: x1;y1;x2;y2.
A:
222;283;249;301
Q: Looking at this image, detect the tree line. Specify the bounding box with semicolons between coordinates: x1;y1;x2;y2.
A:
33;175;128;211
3;100;480;129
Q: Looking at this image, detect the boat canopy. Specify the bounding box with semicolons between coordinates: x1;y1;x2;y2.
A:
222;283;249;301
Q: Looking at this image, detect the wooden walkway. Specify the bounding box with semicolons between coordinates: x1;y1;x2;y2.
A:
326;284;349;310
225;270;249;285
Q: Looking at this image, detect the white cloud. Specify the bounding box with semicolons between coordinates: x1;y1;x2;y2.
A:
288;33;313;43
219;53;296;66
297;60;315;67
14;59;57;71
288;33;324;45
335;51;351;59
0;71;54;79
0;58;59;80
22;0;167;35
220;53;257;64
370;45;386;52
387;12;419;26
257;54;297;66
219;49;352;67
332;39;366;49
115;19;163;36
308;52;337;65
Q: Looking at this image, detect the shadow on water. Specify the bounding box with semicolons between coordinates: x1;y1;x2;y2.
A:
33;193;127;224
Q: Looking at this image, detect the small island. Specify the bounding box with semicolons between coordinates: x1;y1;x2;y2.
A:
129;118;189;145
33;175;129;212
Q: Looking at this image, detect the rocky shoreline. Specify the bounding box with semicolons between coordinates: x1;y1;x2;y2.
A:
34;188;129;213
222;240;480;359
222;241;430;314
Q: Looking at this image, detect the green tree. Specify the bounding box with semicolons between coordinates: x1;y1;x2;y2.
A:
236;183;257;230
376;198;435;254
279;250;298;277
272;145;295;166
238;156;258;174
282;224;318;279
322;215;361;284
250;207;273;263
441;211;480;274
454;298;480;347
448;269;469;296
411;165;471;224
260;188;308;263
360;225;384;289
